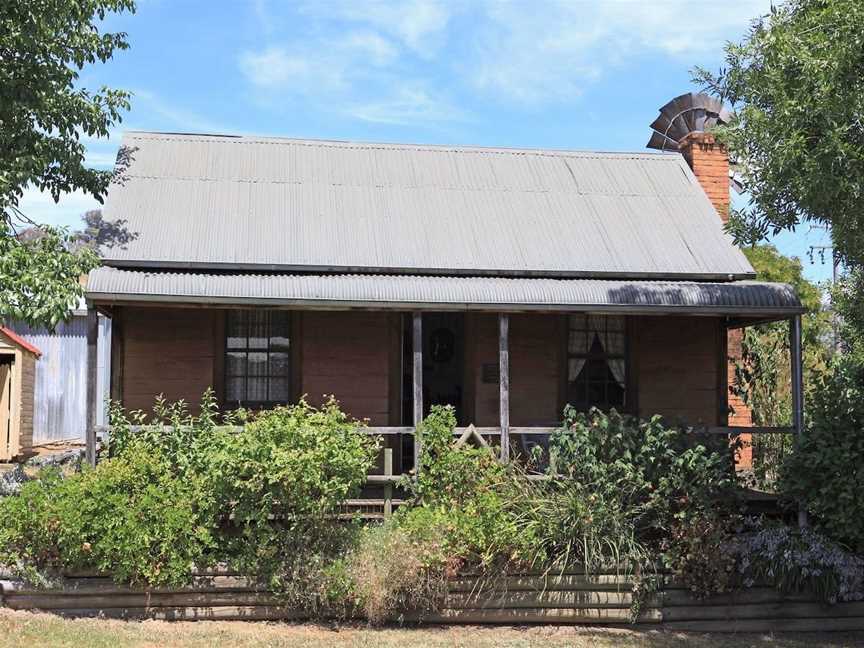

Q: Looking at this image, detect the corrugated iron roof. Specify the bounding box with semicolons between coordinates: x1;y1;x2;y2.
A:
86;267;802;316
102;132;755;280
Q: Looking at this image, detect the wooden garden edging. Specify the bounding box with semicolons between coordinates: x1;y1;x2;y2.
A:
3;568;864;631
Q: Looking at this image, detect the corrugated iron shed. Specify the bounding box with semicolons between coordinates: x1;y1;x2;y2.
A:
101;132;755;281
87;267;802;316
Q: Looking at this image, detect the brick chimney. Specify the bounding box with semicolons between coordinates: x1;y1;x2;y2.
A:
679;133;752;460
678;132;730;222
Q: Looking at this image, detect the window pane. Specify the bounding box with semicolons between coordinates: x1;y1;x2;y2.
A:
269;352;290;377
227;311;247;349
568;358;586;382
270;312;290;350
226;377;245;401
606;332;625;355
226;352;246;377
248;311;268;349
247;377;267;402
568;329;588;354
248;352;268;377
569;314;587;331
269;377;290;401
607;316;625;332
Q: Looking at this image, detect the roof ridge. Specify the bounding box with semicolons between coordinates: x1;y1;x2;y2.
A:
122;130;679;160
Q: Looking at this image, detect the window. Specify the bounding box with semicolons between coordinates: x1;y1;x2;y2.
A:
567;314;627;411
225;310;291;407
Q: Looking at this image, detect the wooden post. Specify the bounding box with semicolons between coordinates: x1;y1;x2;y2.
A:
412;312;423;470
499;313;510;463
383;447;393;519
790;314;808;528
85;307;99;467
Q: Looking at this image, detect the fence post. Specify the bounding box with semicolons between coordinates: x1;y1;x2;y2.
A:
790;314;808;528
383;447;393;519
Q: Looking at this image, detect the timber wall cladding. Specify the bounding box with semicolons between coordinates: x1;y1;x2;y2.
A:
632;316;722;426
119;307;218;413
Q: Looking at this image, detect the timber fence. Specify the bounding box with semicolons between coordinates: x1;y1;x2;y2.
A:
2;567;863;631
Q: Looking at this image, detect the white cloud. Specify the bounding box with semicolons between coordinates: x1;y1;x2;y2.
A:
346;85;465;125
239;0;772;120
301;0;454;58
467;0;772;104
238;29;401;95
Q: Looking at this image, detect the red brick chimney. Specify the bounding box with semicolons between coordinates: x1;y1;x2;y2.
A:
678;132;730;221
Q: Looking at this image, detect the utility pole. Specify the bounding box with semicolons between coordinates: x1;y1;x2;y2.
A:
808;226;841;354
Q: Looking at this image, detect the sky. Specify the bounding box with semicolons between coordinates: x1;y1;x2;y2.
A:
20;0;835;283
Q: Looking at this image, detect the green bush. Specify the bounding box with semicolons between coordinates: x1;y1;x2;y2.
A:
405;405;530;567
549;407;738;539
781;354;864;552
0;393;378;593
0;443;211;587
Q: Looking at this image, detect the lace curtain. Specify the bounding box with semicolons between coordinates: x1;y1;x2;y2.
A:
567;315;626;388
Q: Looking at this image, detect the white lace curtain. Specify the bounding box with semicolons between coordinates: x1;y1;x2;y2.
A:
568;315;626;388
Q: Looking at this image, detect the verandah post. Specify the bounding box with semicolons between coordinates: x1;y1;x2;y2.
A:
499;313;510;463
85;306;99;467
412;312;423;470
790;313;807;528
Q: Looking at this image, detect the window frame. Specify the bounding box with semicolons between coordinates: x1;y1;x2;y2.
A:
563;314;631;413
223;309;292;409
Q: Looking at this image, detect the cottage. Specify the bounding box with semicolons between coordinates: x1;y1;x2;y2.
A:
83;102;804;470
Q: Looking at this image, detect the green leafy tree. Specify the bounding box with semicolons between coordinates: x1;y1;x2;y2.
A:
0;0;136;327
730;246;830;486
695;0;864;268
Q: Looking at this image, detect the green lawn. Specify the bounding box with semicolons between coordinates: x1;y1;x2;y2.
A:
2;609;863;648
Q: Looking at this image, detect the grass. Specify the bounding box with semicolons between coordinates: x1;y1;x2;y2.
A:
2;610;863;648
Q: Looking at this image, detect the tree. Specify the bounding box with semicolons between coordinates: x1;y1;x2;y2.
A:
694;0;864;268
730;246;830;486
0;0;135;327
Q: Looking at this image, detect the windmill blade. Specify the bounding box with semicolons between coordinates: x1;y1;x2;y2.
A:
646;131;680;151
649;114;690;142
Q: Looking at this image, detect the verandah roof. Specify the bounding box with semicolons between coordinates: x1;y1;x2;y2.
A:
86;266;803;317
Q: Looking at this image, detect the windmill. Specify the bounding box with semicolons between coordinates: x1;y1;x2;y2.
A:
647;92;742;194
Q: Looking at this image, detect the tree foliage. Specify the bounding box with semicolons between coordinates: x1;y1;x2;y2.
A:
0;0;135;327
694;0;864;267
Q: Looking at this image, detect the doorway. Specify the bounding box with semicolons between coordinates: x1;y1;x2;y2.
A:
0;355;13;461
401;312;467;425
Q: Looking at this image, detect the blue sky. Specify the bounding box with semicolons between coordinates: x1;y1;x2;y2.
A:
21;0;835;283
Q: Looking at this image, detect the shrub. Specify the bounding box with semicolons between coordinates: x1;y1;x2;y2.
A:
0;393;378;594
549;407;739;541
0;444;211;587
782;355;864;552
406;406;529;567
201;398;378;585
345;521;451;624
